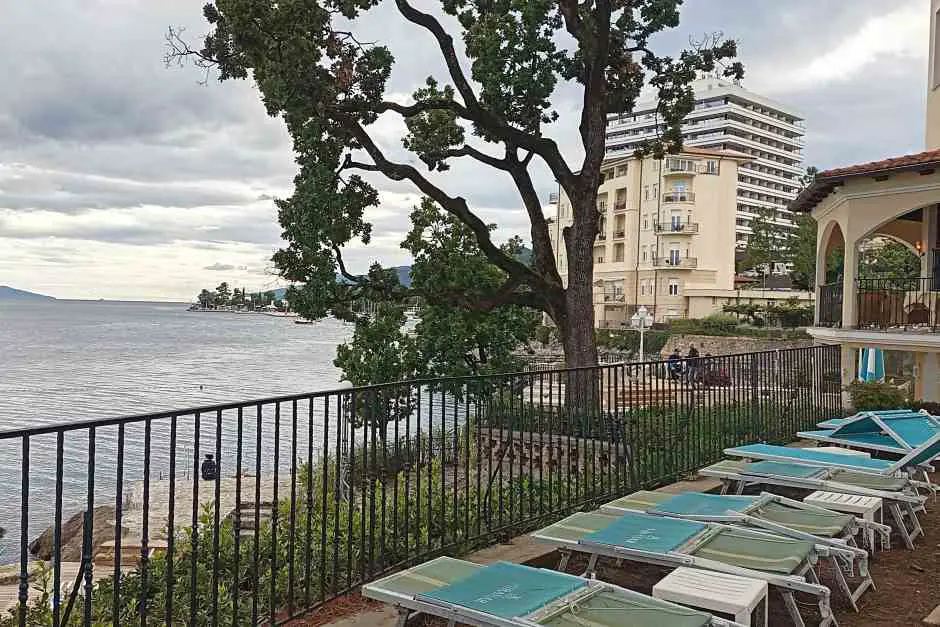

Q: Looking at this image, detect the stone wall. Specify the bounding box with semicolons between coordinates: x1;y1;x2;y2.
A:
660;333;812;358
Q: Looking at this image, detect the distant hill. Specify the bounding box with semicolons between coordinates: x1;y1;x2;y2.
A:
0;286;55;301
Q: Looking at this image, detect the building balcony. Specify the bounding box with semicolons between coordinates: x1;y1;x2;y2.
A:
597;292;626;304
654;221;699;235
653;256;698;269
613;230;626;239
854;276;939;333
664;162;697;176
663;192;695;204
613;201;627;212
597;233;607;241
814;276;940;335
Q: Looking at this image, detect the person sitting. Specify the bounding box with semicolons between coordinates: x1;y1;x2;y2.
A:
667;348;683;380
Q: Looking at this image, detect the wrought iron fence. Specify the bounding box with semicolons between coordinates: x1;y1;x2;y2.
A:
0;345;842;625
856;276;938;331
817;282;843;327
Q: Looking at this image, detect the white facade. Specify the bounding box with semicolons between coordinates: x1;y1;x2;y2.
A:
605;78;805;249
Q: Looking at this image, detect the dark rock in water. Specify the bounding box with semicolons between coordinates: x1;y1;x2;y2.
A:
30;506;120;561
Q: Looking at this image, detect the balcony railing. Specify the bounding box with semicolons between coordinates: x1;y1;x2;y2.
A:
664;162;696;176
613;201;627;212
662;192;695;203
597;233;607;241
856;276;939;332
817;283;843;328
0;347;841;624
654;221;699;234
653;257;698;268
613;230;625;239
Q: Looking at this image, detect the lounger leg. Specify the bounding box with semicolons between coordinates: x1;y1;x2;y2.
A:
781;591;806;627
889;503;915;550
584;553;599;578
719;479;731;495
557;550;571;572
395;607;409;627
829;556;865;612
906;502;924;542
447;620;455;627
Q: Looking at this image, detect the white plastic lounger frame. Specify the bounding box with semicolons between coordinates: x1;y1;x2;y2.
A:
724;434;940;479
699;462;926;550
532;516;834;627
362;556;745;627
601;491;882;611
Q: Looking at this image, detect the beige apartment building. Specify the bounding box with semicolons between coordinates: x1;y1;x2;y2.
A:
549;148;813;327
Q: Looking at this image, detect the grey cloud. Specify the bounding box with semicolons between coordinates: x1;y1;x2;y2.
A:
204;262;236;271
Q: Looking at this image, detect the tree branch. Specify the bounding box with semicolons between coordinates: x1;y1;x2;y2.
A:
392;0;577;192
335;112;548;292
439;145;511;171
332;245;362;284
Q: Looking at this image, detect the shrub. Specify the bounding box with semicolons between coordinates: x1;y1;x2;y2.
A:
909;400;940;415
847;380;907;412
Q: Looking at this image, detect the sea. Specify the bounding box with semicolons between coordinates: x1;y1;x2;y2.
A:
0;299;354;563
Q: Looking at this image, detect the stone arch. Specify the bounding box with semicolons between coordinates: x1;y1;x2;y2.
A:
817;219;845;286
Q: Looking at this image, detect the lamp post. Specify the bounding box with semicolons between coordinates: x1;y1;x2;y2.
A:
631;305;652;362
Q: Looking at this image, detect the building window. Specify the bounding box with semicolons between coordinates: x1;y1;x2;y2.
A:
616;165;628;177
643;185;650;201
669;249;680;265
641;246;648;262
642;215;649;230
668;280;680;296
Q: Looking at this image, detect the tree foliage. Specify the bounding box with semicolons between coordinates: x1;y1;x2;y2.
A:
739;211;782;278
859;240;921;279
787;213;817;290
168;0;743;370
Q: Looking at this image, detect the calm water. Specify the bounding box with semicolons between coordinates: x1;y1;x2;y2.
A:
0;300;354;562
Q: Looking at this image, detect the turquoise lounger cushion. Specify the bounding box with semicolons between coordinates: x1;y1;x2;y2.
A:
727;443;894;471
747;461;827;478
651;492;757;517
887;418;940;447
797;429;904;452
419;561;585;618
585;512;706;553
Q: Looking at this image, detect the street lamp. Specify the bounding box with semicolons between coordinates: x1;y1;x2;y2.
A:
630;306;652;362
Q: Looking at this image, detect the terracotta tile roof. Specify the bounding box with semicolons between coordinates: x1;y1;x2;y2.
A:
817;148;940;179
791;148;940;214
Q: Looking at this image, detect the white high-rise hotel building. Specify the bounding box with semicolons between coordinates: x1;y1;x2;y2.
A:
604;78;805;248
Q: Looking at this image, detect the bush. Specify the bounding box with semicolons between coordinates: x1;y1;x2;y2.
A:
909;400;940;415
700;313;740;334
847;380;907;412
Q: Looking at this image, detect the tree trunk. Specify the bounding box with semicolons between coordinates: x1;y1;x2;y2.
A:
555;214;600;417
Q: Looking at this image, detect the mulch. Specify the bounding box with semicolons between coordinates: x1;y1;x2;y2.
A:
293;493;940;626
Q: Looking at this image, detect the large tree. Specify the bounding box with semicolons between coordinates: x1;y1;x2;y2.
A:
169;0;742;369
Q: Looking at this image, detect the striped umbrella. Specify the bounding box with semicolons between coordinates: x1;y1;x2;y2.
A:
857;347;885;382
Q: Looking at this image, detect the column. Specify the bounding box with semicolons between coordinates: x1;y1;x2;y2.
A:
841;242;858;329
814;226;829;326
841;344;857;409
915;352;940;402
921;203;938;277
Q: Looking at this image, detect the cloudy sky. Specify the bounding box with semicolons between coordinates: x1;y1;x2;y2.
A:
0;0;931;301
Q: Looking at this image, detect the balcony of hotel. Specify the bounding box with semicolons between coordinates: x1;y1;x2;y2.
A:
654;220;699;235
662;191;695;204
612;200;628;212
653;256;698;269
817;278;940;333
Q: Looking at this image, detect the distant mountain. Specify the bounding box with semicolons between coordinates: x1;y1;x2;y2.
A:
335;265;412;287
0;286;55;301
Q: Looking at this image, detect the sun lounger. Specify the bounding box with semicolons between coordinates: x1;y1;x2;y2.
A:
362;556;745;627
700;459;926;549
602;490;884;610
724;440;940;475
532;510;834;627
816;409;929;430
800;411;940;457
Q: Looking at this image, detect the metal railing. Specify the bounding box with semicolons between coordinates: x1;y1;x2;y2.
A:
654;221;700;234
0;346;842;625
817;283;843;328
654;256;698;268
663;192;695;203
856;276;939;332
613;201;627;212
